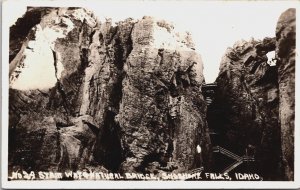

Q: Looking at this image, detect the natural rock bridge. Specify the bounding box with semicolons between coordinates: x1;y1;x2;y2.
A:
8;7;294;181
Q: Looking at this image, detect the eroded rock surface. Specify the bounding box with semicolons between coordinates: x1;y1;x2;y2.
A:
118;17;211;173
213;37;282;180
275;8;296;181
9;7;101;173
212;8;296;180
9;8;211;175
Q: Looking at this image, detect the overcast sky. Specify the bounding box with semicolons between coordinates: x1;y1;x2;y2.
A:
8;0;298;82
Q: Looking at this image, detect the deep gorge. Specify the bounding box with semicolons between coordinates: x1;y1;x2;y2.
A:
8;7;295;181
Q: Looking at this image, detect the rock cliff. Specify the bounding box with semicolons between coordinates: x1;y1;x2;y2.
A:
276;8;296;181
213;37;281;180
212;8;295;180
9;7;211;175
8;6;295;181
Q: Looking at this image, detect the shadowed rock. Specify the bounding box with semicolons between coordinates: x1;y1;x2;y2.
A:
9;8;211;175
275;8;296;181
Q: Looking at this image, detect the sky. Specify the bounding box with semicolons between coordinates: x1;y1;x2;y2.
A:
8;0;299;83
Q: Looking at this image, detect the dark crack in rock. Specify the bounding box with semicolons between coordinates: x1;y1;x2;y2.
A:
212;8;296;180
213;37;282;180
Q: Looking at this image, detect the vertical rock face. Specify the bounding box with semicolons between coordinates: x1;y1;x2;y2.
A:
9;8;211;174
276;8;296;181
213;8;296;180
214;38;281;180
9;7;101;173
118;17;210;172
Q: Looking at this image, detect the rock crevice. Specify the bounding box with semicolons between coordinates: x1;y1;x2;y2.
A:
211;8;295;180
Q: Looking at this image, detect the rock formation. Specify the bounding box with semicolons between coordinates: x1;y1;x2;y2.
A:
9;7;211;175
275;8;296;181
212;8;295;180
8;6;295;181
213;37;281;180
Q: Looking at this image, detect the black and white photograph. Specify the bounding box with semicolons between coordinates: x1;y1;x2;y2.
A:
1;0;299;189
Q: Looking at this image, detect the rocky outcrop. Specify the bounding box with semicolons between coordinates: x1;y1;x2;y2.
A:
213;37;281;180
213;8;296;181
117;17;211;173
9;7;102;173
9;8;211;175
275;8;296;181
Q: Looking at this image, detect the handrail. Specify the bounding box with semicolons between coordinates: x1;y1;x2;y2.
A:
212;146;241;160
213;145;256;173
222;159;244;173
221;156;255;173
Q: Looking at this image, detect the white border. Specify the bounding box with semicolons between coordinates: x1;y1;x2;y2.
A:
2;0;300;189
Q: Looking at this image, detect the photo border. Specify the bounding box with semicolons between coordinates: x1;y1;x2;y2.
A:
1;0;300;189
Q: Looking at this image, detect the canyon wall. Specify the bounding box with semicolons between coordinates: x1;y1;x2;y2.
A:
213;8;295;180
213;37;281;180
276;8;296;181
8;6;296;181
9;7;211;175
